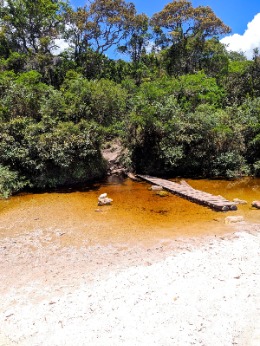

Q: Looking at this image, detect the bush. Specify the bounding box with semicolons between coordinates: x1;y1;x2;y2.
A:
211;152;249;178
253;161;260;176
0;165;28;198
126;98;250;178
0;118;107;193
61;73;128;127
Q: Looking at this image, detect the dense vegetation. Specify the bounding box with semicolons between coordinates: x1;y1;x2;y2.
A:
1;0;260;197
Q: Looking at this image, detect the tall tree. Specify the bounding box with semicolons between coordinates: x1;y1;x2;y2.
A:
118;13;151;85
151;0;231;75
65;0;137;58
1;0;68;55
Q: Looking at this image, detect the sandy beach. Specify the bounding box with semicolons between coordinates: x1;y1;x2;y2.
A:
0;219;259;346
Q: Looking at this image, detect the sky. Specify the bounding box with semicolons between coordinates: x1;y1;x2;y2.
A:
71;0;260;59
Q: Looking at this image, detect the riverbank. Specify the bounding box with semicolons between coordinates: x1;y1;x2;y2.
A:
0;220;259;346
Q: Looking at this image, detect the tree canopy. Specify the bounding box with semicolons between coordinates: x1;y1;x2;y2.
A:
0;0;260;197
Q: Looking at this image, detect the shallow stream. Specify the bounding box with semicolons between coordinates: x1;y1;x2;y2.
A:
0;177;259;246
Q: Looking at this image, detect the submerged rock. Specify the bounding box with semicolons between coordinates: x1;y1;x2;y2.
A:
252;201;260;209
156;191;169;197
225;216;244;224
150;185;163;191
233;198;248;205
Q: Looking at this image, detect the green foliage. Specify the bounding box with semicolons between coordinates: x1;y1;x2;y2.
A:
1;0;68;54
0;70;51;121
224;60;254;106
0;0;260;197
61;74;128;126
211;152;249;178
0;52;27;72
238;97;260;170
0;115;106;192
0;165;29;198
253;161;260;176
127;97;250;178
150;1;230;76
178;72;224;111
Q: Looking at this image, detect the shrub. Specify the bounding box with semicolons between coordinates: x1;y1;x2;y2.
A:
0;165;28;198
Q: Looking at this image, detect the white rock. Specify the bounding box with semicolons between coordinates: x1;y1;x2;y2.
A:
233;198;247;205
99;193;107;200
252;201;260;209
150;185;163;191
98;197;113;206
225;216;244;224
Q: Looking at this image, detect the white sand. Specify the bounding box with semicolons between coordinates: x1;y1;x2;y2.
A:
0;222;259;346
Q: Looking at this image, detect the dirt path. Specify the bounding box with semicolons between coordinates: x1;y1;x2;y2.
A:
0;222;259;346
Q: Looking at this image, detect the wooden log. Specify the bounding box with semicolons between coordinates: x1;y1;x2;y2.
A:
137;175;237;211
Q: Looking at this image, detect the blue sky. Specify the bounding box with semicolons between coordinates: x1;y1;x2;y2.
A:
71;0;260;59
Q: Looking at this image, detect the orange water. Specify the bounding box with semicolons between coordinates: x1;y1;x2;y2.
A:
0;177;259;246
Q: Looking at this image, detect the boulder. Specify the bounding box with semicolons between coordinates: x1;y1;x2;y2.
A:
225;216;244;224
252;201;260;209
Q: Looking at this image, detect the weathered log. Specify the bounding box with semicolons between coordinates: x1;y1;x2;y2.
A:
137;174;238;211
180;180;194;189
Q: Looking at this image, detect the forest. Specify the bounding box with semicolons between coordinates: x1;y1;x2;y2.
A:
0;0;260;198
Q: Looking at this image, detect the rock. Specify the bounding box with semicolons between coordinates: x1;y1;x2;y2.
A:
102;139;128;177
150;185;163;191
98;198;113;206
98;193;113;206
99;193;107;199
156;191;169;197
225;216;244;224
127;172;140;181
109;168;126;176
252;201;260;209
233;198;248;205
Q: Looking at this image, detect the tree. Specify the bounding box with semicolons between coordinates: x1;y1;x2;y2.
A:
250;48;260;98
227;50;247;62
0;0;69;80
65;0;137;59
199;38;229;80
118;13;151;85
224;59;253;106
61;72;128;127
1;0;68;55
151;0;231;75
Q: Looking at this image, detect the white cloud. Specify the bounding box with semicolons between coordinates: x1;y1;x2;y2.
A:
221;13;260;59
51;24;75;55
52;38;70;55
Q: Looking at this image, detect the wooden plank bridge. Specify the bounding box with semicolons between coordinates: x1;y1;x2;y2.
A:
137;175;237;211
